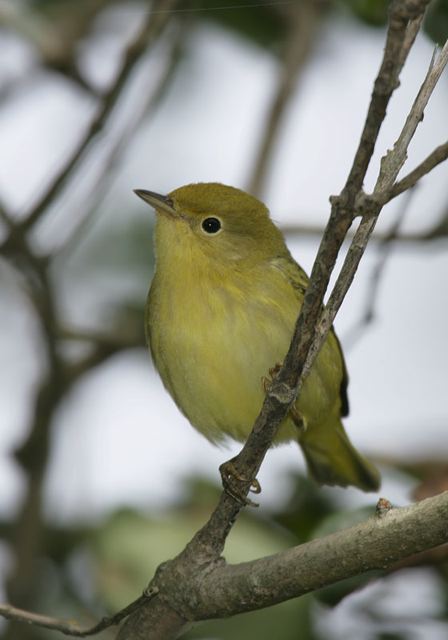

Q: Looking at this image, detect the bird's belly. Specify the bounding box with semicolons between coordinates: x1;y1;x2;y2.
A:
149;287;297;444
148;270;341;447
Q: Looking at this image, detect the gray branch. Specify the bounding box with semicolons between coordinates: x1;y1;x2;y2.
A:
194;491;448;618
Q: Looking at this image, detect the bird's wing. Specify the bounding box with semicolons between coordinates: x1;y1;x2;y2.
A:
272;254;350;417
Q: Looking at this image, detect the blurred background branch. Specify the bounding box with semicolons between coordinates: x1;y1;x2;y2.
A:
0;2;179;638
20;0;179;233
247;0;324;197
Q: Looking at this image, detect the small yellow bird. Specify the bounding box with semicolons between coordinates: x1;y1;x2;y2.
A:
135;183;380;492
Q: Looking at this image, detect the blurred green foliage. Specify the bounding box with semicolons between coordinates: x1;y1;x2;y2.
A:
193;0;287;49
339;0;388;26
24;0;448;47
425;0;448;44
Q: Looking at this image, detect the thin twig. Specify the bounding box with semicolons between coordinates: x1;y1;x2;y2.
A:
341;2;427;199
376;40;448;194
343;187;416;350
389;140;448;200
398;13;424;68
0;588;158;637
302;35;448;380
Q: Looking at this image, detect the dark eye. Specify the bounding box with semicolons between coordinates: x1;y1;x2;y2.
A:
201;217;221;234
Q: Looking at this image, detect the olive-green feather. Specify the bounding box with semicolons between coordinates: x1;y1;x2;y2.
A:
274;256;380;492
144;182;381;493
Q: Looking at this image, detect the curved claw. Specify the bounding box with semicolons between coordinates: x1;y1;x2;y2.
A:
219;459;261;507
250;479;261;494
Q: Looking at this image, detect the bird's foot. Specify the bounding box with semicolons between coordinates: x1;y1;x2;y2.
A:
262;363;306;433
290;405;306;433
261;362;283;393
219;458;261;507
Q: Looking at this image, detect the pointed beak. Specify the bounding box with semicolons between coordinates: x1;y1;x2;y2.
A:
134;189;176;217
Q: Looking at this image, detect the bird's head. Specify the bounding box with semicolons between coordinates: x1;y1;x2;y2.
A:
134;182;287;265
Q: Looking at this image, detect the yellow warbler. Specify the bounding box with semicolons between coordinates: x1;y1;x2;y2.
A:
135;183;380;492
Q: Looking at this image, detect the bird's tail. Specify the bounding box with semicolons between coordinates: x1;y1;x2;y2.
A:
299;415;381;492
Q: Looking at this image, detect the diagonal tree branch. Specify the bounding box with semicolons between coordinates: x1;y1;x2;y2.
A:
389;140;448;199
2;489;448;638
302;36;448;380
193;491;448;618
225;0;430;498
343;186;415;349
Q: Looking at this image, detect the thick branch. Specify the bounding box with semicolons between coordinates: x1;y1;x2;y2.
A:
3;492;448;638
194;492;448;618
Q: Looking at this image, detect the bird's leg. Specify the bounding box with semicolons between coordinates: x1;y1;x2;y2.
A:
219;458;261;507
261;362;283;394
290;406;306;433
262;363;306;433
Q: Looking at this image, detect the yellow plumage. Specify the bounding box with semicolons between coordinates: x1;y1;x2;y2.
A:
137;183;380;492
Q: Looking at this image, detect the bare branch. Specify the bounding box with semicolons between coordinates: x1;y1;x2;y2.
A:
194;492;448;618
2;491;448;638
240;0;427;468
343;187;415;350
117;492;448;639
389;140;448;200
375;40;448;193
0;589;157;637
302;34;448;380
342;1;427;198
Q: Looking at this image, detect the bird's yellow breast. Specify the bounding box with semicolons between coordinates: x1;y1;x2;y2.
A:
147;216;342;445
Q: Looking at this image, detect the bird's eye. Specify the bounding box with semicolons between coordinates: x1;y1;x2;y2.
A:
201;217;221;234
